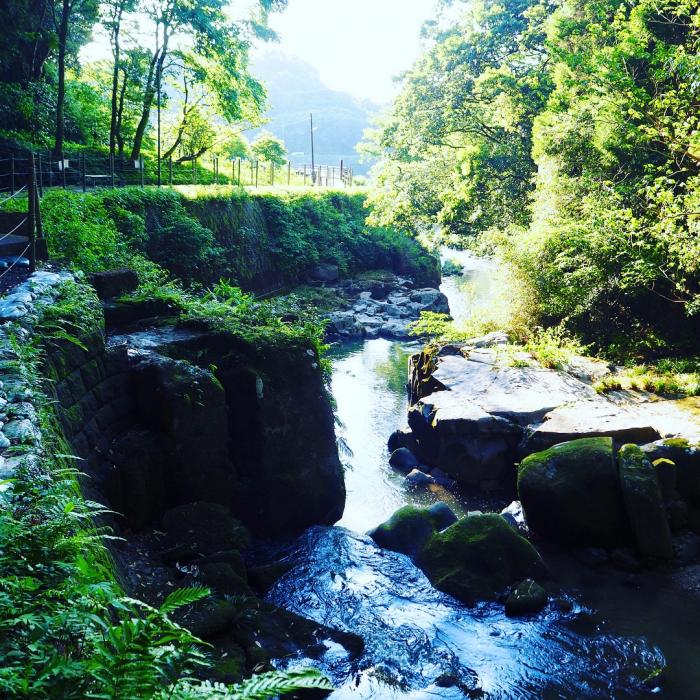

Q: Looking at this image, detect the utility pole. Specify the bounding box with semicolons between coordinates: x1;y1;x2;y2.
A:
310;113;316;185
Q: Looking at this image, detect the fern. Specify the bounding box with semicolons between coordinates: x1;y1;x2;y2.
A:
159;587;211;615
231;668;334;699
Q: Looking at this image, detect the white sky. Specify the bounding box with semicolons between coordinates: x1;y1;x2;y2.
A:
82;0;436;105
261;0;436;103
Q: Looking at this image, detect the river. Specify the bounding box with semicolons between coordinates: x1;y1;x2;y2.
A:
267;251;700;699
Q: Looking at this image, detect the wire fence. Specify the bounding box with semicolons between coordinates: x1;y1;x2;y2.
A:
0;151;354;196
0;153;47;279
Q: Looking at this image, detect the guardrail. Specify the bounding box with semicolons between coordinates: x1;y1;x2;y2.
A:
0;151;354;194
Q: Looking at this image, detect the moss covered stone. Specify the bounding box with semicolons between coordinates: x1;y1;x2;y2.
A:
618;444;673;559
415;514;547;605
505;579;548;617
641;439;700;505
368;504;451;557
517;437;629;546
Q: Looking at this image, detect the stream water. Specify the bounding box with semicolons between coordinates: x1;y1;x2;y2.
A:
267;252;700;699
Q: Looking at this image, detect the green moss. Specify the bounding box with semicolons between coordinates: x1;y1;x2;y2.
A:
369;505;445;557
618;444;673;559
416;514;546;605
518;437;629;546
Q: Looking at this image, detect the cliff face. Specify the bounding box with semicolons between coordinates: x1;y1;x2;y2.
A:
42;279;345;537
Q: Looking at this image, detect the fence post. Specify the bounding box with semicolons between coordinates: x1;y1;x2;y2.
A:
61;151;66;189
110;154;115;187
139;156;145;187
255;160;259;187
81;152;86;192
232;158;235;184
287;161;291;186
48;151;53;188
28;154;36;272
214;156;218;185
38;153;44;197
169;156;173;186
270;162;274;186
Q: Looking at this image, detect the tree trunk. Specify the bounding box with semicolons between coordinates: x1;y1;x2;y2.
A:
116;68;128;155
109;5;124;158
130;24;169;162
53;0;71;158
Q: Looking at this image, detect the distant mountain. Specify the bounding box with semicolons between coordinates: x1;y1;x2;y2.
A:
249;50;378;175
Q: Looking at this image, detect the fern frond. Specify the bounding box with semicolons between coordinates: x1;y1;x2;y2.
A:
232;668;334;699
159;587;211;615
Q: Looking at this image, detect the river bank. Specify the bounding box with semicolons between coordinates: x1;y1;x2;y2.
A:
264;252;700;699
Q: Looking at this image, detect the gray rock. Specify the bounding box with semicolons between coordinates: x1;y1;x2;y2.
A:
389;447;419;473
0;303;28;321
501;500;528;534
310;263;340;283
381;320;411;338
405;468;436;486
505;579;548;617
87;268;139;300
427;501;458;530
463;331;509;348
529;401;660;451
3;419;39;445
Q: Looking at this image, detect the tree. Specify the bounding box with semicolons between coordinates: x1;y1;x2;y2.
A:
101;0;137;158
251;130;287;165
365;0;553;236
128;0;287;162
51;0;99;155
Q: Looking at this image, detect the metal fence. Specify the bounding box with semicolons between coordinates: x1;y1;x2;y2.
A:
0;154;47;274
0;151;354;195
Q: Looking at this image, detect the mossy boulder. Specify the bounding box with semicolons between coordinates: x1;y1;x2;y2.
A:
415;514;547;605
618;444;673;559
368;504;456;557
517;437;629;546
505;579;548;617
641;439;700;505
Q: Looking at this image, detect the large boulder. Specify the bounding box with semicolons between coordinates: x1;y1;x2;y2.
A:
641;439;700;505
416;514;547;605
87;268;139;300
310;263;340;283
137;325;346;536
368;504;456;558
130;352;233;507
618;444;673;559
517;437;630;547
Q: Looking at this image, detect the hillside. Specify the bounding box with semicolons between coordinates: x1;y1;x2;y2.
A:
250;50;378;175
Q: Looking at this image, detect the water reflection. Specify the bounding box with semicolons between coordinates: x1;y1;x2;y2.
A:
331;339;470;532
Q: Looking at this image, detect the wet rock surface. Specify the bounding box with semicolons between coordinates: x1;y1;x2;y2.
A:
266;525;665;699
403;335;700;490
311;273;449;340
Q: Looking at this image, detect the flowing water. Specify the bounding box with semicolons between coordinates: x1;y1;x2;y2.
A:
267;252;700;698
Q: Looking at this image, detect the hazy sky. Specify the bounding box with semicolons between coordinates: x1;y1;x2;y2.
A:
82;0;436;104
261;0;436;104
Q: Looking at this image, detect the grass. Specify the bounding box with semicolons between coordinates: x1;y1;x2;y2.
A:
594;358;700;397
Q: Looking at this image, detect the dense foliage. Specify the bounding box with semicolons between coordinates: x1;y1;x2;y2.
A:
40;187;439;288
368;0;700;357
0;0;285;160
0;282;332;698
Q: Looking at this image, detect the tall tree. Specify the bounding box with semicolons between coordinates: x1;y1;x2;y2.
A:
102;0;136;158
129;0;287;162
51;0;98;156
